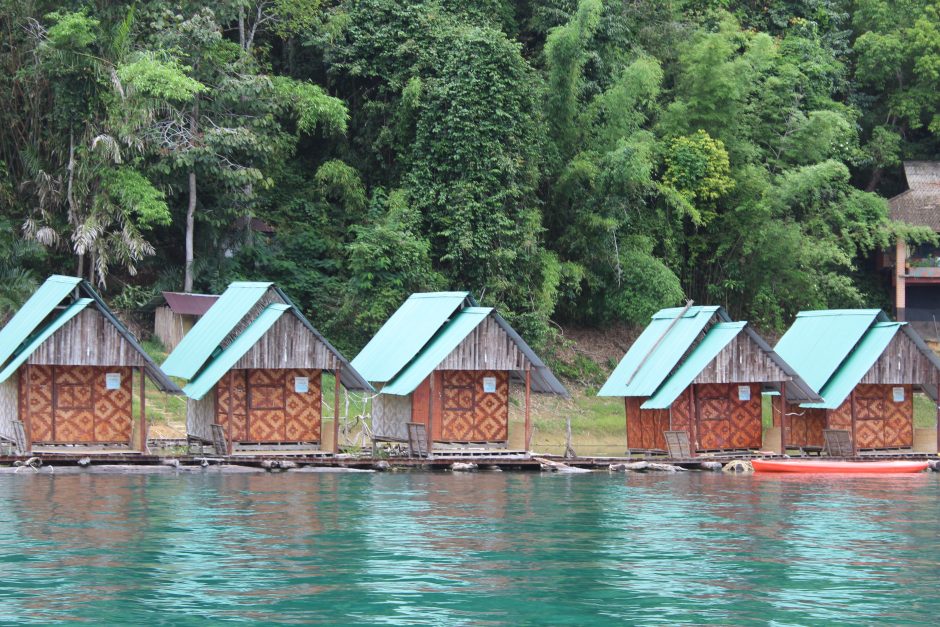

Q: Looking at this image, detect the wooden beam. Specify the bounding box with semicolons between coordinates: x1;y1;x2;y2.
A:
139;366;147;453
850;388;858;457
689;384;698;457
427;373;435;451
779;381;787;456
227;373;234;455
24;364;31;450
524;368;532;451
936;382;939;455
333;366;342;454
624;397;629;450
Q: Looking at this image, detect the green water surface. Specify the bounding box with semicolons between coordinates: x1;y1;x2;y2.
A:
0;470;938;625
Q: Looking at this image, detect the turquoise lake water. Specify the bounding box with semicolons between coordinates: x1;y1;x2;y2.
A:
0;469;938;625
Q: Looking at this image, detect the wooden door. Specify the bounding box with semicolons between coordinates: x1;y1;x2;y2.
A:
697;384;731;450
216;370;248;440
218;369;321;443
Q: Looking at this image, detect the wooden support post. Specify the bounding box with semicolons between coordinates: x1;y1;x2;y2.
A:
935;382;939;455
139;366;147;453
524;368;532;451
779;381;787;456
850;389;858;457
624;397;630;450
333;366;342;454
226;373;234;455
427;373;435;452
689;384;698;457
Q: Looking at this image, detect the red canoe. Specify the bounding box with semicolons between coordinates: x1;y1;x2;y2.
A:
752;459;929;474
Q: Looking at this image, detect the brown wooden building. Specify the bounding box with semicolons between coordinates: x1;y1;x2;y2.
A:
161;282;371;454
775;309;940;454
153;291;218;351
352;292;568;450
599;306;817;454
0;275;179;454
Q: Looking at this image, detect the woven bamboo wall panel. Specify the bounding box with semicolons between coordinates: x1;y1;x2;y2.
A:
284;368;321;441
440;370;508;441
670;393;691;432
694;383;761;450
853;384;913;449
216;370;248;441
828;400;852;430
21;365;132;444
784;404;826;448
626;399;668;450
216;369;321;443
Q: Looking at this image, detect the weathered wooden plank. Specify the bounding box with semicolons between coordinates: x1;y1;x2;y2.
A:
694;331;787;384
28;308;144;367
860;332;940;387
231;313;338;370
436;315;529;371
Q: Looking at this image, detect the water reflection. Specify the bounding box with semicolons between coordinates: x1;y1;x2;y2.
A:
0;471;939;624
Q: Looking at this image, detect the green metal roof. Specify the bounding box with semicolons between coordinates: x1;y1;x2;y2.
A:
774;309;886;393
597;306;722;397
352;292;470;383
162;282;272;379
802;322;901;409
0;275;80;370
381;307;491;396
642;323;745;409
183;303;289;400
0;299;93;383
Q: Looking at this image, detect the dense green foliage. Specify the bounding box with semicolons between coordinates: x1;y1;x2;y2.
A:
1;0;937;352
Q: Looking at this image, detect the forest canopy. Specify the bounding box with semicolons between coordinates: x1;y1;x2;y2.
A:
1;0;937;353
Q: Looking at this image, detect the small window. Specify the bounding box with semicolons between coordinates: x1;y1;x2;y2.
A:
892;386;905;403
738;385;751;401
482;377;497;393
105;372;121;390
295;377;309;394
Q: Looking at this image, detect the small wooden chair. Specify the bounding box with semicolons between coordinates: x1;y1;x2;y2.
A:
406;422;430;459
664;431;692;458
12;420;28;455
823;429;853;457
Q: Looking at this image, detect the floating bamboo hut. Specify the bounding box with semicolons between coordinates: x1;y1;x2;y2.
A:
598;305;817;455
0;275;179;454
161;282;371;454
352;292;568;451
153;291;218;351
774;309;940;454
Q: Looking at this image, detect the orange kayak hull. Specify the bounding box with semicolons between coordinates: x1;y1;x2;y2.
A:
752;459;929;474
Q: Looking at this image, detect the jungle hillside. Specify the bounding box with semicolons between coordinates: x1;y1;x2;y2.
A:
1;0;938;362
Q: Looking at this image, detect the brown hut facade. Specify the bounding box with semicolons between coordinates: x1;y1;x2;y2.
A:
161;282;371;454
0;275;180;454
153;291;219;351
598;306;817;455
352;292;568;450
774;310;940;454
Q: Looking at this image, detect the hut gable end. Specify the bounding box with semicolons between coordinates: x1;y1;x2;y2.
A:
232;312;338;370
694;329;786;384
860;331;940;387
436;314;529;371
27;308;144;367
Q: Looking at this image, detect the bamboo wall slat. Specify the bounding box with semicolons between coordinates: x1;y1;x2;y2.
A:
187;395;216;442
372;392;412;440
0;374;17;443
695;331;787;384
28;308;144;367
436;315;529;371
154;306;194;351
860;332;940;387
232;313;338;370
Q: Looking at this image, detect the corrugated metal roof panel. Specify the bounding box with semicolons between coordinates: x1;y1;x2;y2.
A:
0;275;80;370
803;323;902;409
598;306;720;397
162;282;272;379
351;292;469;383
642;323;745;409
182;304;289;400
381;307;490;395
774;309;884;393
162;291;219;316
0;299;93;383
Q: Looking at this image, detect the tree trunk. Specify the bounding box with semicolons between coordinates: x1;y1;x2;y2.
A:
238;6;246;50
184;170;196;292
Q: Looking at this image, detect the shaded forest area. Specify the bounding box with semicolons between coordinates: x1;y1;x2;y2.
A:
1;0;938;357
